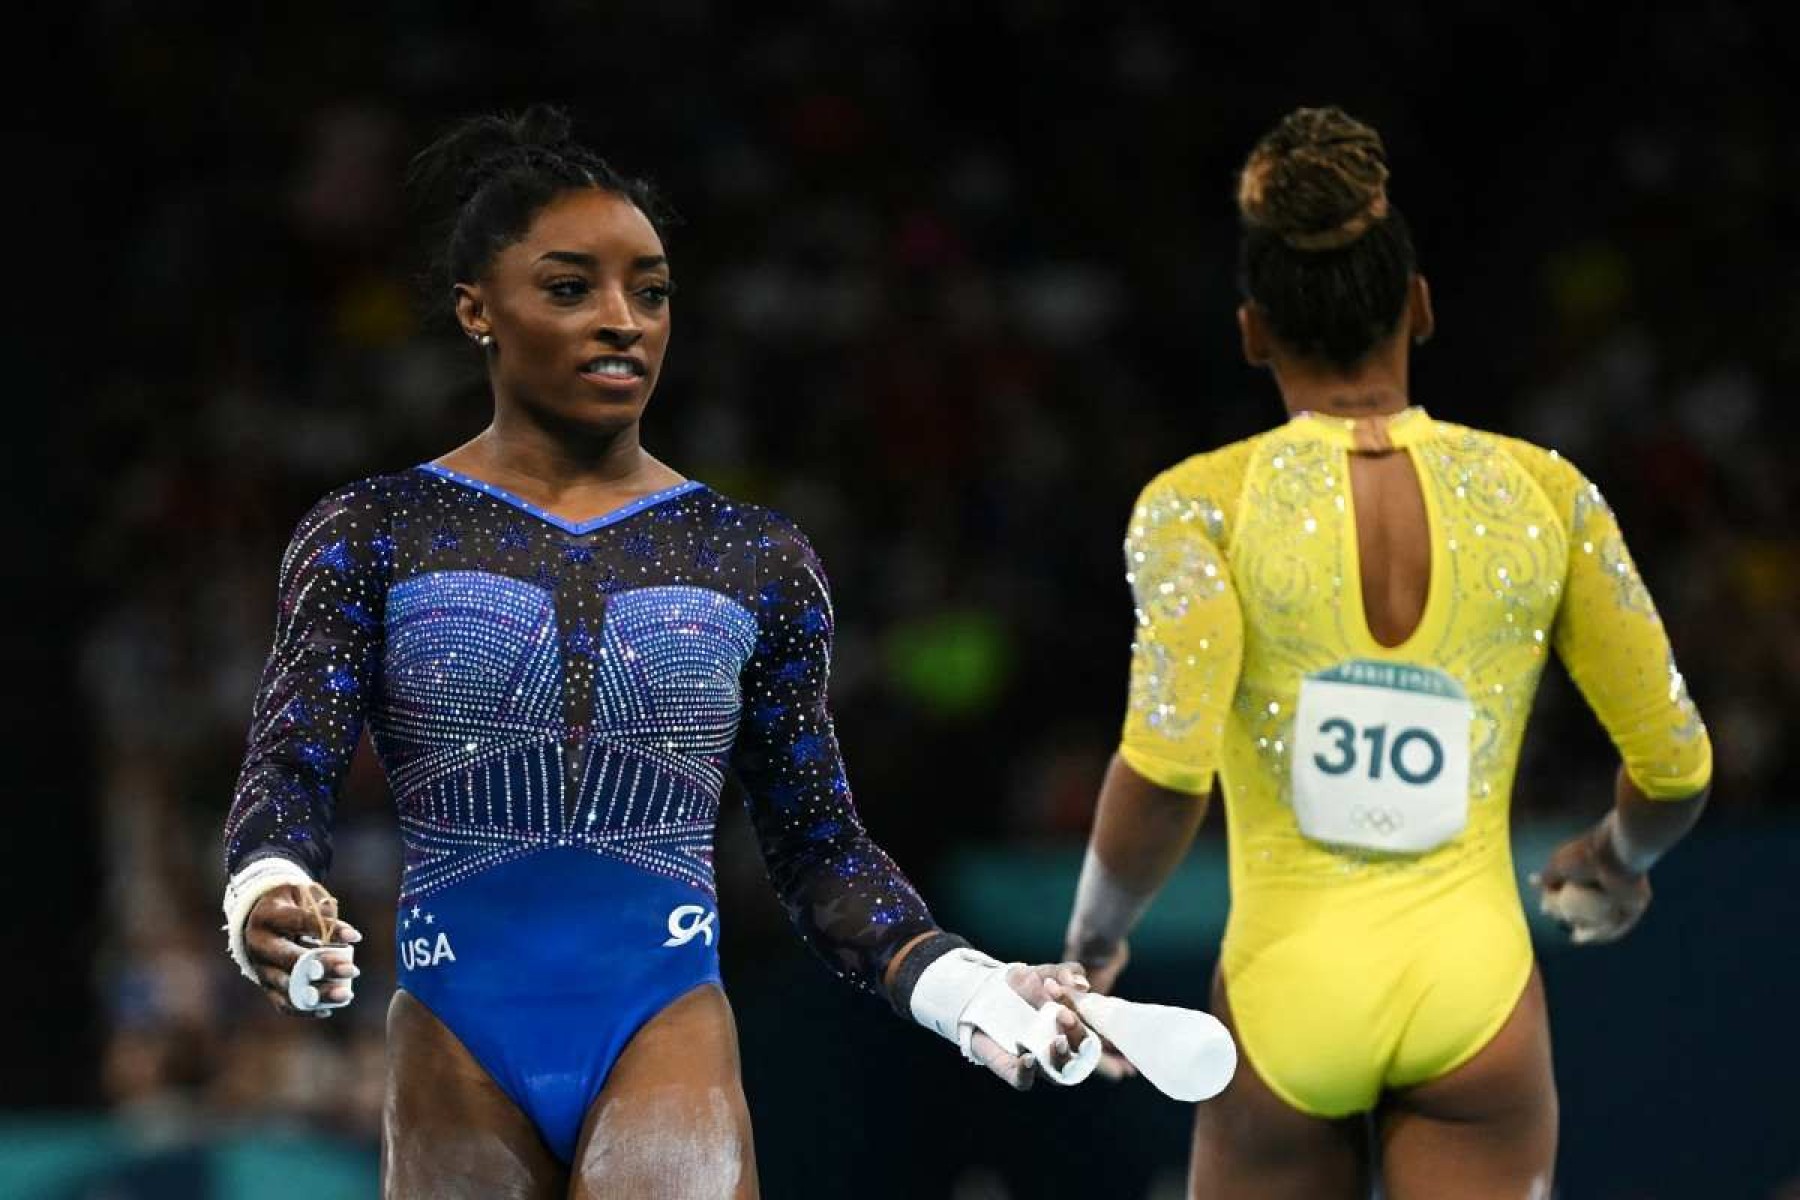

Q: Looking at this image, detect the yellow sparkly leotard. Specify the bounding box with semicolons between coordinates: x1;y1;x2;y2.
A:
1119;407;1711;1117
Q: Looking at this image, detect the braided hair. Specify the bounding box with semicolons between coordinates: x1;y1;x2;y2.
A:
1236;107;1417;369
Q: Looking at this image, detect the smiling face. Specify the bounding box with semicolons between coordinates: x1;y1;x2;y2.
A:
453;189;672;438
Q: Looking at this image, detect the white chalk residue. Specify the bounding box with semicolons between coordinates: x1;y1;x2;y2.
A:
579;1085;745;1198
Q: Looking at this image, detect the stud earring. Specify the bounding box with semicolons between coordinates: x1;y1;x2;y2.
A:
476;333;494;348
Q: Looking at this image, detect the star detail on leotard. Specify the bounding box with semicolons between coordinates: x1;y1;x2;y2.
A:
789;731;831;765
316;538;353;574
338;601;379;632
564;619;603;661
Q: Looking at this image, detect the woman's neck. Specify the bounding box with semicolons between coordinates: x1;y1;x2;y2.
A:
439;409;684;505
1272;346;1412;420
1283;386;1411;419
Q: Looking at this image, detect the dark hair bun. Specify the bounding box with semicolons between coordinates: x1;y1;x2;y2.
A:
407;105;581;212
405;105;672;290
1237;107;1390;252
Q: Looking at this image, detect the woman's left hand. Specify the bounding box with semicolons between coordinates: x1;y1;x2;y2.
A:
1532;823;1651;944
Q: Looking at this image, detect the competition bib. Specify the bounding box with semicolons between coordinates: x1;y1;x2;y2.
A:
1290;660;1472;854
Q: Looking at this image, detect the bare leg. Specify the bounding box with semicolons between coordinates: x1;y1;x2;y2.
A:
1379;968;1558;1200
383;989;564;1199
569;984;758;1200
1189;972;1370;1200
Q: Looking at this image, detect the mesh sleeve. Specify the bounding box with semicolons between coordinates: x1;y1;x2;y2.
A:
223;482;391;878
731;513;938;992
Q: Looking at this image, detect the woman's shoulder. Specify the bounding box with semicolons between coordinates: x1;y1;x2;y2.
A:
1148;433;1263;490
669;483;798;541
280;470;430;550
299;467;430;518
1433;422;1588;501
1131;434;1264;545
1427;417;1557;466
672;485;825;578
1425;422;1601;539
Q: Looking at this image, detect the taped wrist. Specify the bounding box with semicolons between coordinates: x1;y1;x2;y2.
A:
222;856;314;983
1600;810;1660;875
905;946;1102;1086
1064;845;1153;960
886;931;972;1019
904;943;1004;1043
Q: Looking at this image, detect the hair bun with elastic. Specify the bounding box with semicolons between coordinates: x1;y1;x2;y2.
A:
1237;106;1391;252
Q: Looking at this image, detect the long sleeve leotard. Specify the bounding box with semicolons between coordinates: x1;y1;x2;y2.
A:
223;465;938;1159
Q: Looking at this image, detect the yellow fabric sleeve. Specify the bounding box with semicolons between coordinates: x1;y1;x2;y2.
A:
1506;442;1712;799
1117;466;1245;796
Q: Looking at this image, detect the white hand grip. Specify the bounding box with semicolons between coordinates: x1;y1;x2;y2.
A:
1075;992;1237;1102
288;943;356;1013
1023;1001;1102;1086
1539;882;1614;942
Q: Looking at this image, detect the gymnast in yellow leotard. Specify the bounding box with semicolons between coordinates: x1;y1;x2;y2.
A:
1062;108;1711;1200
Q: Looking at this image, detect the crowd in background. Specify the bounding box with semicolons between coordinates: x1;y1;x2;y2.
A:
66;0;1796;1150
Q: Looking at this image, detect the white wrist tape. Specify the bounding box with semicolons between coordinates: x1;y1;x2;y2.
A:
909;947;1005;1042
222;856;315;983
1601;810;1661;875
909;948;1100;1086
1065;846;1154;958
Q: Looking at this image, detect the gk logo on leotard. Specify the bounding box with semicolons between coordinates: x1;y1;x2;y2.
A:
663;905;717;948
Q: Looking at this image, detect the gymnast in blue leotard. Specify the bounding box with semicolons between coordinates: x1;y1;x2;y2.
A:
219;108;1093;1199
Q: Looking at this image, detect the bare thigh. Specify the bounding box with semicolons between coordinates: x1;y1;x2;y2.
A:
1379;967;1558;1200
569;983;758;1200
383;989;565;1200
1188;971;1370;1200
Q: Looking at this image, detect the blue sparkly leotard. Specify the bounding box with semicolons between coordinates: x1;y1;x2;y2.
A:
224;464;938;1162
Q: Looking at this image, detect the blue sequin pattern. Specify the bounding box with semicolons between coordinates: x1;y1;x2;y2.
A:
225;468;937;991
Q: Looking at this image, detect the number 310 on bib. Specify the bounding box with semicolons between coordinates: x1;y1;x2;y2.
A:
1290;660;1473;854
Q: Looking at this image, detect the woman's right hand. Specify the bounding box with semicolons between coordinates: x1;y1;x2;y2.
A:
969;962;1096;1090
244;883;363;1014
1064;940;1137;1080
1078;940;1130;994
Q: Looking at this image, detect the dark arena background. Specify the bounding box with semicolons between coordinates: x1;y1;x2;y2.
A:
7;2;1799;1197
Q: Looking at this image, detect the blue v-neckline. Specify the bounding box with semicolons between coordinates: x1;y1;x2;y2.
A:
417;463;706;536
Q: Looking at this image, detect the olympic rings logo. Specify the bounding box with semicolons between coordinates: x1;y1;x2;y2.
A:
1349;806;1404;834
